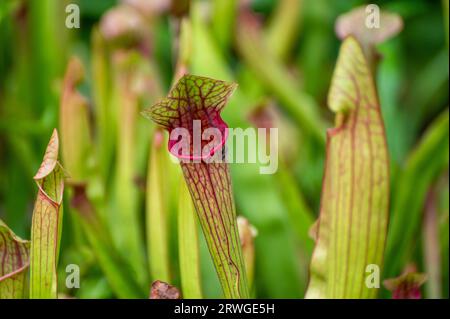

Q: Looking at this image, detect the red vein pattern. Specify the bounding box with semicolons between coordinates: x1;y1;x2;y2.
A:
142;75;236;160
181;162;247;298
306;37;389;298
0;221;30;299
142;75;249;298
30;130;64;299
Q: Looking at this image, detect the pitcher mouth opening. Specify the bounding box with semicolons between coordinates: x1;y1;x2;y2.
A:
168;118;229;162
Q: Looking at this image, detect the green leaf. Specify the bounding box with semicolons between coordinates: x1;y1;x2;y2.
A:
79;213;146;298
385;109;449;278
0;220;30;299
91;27;114;183
30;129;64;299
306;37;390;298
275;163;315;255
147;129;171;282
178;178;203;298
443;0;449;48
70;185;146;298
266;0;302;61
111;51;147;286
211;0;237;53
59;56;92;184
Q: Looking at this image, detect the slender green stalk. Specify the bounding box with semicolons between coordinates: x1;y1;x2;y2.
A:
266;0;302;61
147;129;171;282
178;178;203;298
91;28;114;185
211;0;237;52
71;187;145;298
443;0;449;49
275;163;314;254
385;109;449;278
59;57;91;185
111;51;147;286
28;0;63;118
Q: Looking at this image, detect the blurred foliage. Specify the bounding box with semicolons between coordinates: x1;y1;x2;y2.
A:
0;0;448;299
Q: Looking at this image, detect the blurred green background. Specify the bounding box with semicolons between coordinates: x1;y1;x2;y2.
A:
0;0;448;298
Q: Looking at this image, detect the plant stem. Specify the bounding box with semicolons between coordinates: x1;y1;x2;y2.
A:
178;178;203;298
